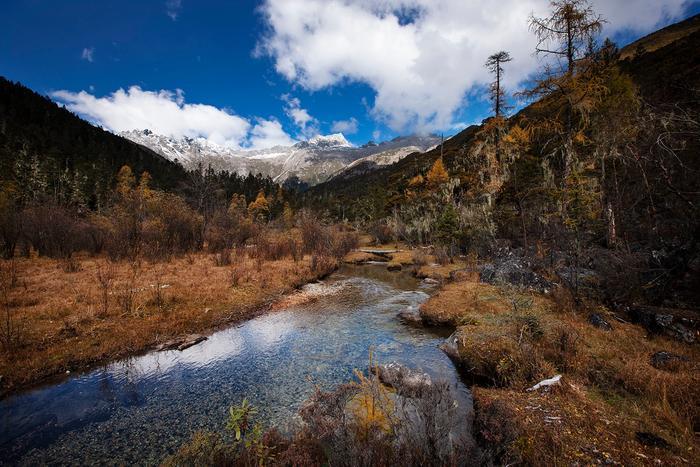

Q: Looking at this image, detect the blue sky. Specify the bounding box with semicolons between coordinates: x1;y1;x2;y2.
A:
1;0;699;148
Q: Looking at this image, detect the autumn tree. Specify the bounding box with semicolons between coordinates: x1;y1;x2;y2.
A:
426;158;449;188
529;0;604;76
248;190;270;222
116;165;136;199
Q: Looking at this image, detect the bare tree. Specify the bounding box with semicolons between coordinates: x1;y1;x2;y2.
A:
485;51;513;118
529;0;604;75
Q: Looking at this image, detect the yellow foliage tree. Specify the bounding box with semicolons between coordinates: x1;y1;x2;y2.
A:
408;174;424;187
426;158;449;188
248;190;270;221
116;165;135;198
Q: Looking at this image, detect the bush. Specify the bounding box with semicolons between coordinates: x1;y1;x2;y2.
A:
142;192;203;259
205;207;257;253
310;254;337;277
213;249;233;267
368;219;396;244
21;203;86;258
253;231;292;261
298;209;326;254
433;246;451;266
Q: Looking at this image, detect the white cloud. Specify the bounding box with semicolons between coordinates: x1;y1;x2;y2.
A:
81;47;94;62
166;0;182;21
52;86;296;150
249;118;297;149
259;0;688;133
282;94;319;137
331;117;359;134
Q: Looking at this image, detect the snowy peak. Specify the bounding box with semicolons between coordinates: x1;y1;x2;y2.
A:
308;133;352;148
120;129;438;186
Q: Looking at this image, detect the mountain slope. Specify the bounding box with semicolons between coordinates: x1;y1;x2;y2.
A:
305;15;700;218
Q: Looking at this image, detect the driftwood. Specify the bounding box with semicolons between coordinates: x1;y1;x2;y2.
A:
527;375;561;391
156;334;208;351
357;249;402;257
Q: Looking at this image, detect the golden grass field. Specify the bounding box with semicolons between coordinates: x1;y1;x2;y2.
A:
0;251;333;394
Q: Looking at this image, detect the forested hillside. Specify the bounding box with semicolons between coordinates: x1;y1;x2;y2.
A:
303;14;700;309
0;77;189;204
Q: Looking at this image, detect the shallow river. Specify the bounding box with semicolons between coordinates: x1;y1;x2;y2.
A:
1;264;470;465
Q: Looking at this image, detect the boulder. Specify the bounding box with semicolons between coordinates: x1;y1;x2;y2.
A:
635;432;671;449
372;362;432;395
479;256;553;293
650;351;689;371
588;313;613;331
556;266;600;291
397;309;423;326
439;331;462;361
387;263;402;272
627;305;698;343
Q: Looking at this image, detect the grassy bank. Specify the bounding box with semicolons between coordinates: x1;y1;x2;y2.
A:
419;275;700;465
0;250;338;395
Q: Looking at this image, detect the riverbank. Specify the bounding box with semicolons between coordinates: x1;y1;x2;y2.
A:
417;268;700;464
0;251;337;396
344;244;699;463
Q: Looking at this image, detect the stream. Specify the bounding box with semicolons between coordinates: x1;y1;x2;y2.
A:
0;264;472;465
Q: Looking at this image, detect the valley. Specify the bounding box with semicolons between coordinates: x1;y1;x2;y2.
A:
1;1;699;465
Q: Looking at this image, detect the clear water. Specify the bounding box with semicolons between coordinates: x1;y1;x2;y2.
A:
0;264;470;465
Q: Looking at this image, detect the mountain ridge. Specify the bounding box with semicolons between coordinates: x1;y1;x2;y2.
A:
120;129;441;186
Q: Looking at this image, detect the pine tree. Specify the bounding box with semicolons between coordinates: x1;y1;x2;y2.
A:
14;150;48;203
485;51;512;118
529;0;604;75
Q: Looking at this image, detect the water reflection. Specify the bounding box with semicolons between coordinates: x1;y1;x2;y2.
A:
0;264;469;465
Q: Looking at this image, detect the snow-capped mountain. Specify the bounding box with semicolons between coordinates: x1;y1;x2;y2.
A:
120;130;440;186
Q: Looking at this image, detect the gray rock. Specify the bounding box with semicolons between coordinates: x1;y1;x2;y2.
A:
479;257;553;293
397;309;423;326
373;362;432;395
650;351;688;370
439;331;461;361
627;305;698;344
588;313;612;331
556;266;601;294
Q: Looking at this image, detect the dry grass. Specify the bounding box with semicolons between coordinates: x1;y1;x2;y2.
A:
474;382;699;465
415;262;467;281
343;251;386;264
419;280;549;327
428;278;700;463
0;251;329;394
